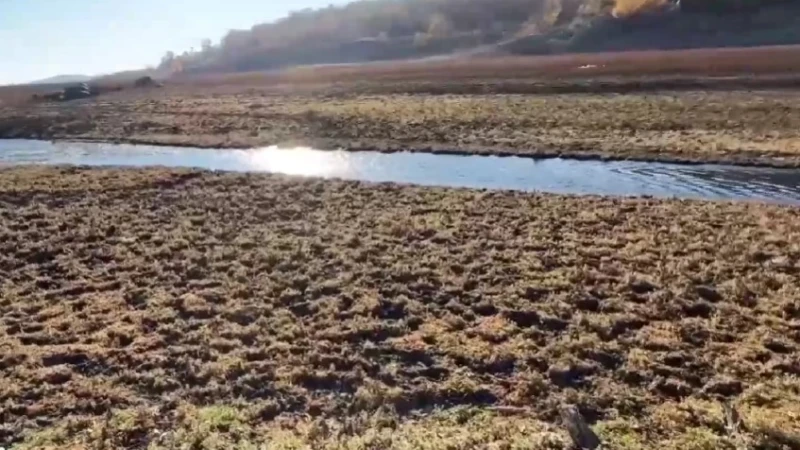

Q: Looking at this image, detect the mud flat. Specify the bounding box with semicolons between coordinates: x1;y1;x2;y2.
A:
1;166;799;449
4;82;800;168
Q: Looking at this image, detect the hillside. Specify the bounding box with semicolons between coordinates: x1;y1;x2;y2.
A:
505;1;800;54
160;0;799;75
29;74;91;85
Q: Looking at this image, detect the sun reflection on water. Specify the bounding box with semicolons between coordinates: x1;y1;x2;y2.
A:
2;140;800;204
239;146;354;177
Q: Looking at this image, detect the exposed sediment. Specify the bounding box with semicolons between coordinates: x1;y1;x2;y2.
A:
1;166;799;448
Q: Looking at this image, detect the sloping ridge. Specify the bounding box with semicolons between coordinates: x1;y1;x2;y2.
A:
29;75;92;85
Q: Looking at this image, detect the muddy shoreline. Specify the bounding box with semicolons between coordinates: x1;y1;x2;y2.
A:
3;77;800;168
2;166;799;448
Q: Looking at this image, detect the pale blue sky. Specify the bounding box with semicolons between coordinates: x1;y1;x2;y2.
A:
0;0;351;85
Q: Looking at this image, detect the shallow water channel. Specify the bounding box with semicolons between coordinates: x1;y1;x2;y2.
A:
2;139;800;204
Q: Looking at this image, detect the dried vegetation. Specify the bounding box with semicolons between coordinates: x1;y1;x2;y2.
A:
1;167;799;449
4;86;800;167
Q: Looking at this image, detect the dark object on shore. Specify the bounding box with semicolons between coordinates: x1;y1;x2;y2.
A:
63;83;92;101
560;405;602;449
134;76;162;88
34;83;93;102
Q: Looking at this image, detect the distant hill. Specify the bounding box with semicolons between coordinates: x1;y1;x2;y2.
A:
29;74;92;85
92;68;167;84
158;0;798;76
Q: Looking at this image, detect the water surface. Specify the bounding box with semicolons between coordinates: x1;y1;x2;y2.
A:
2;139;800;204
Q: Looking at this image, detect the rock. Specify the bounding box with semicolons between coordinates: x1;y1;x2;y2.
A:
696;285;723;302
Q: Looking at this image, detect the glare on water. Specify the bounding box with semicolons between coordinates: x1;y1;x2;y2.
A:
240;147;354;177
2;139;800;204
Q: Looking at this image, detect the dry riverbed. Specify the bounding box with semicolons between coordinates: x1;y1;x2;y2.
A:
0;166;799;449
3;82;800;167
